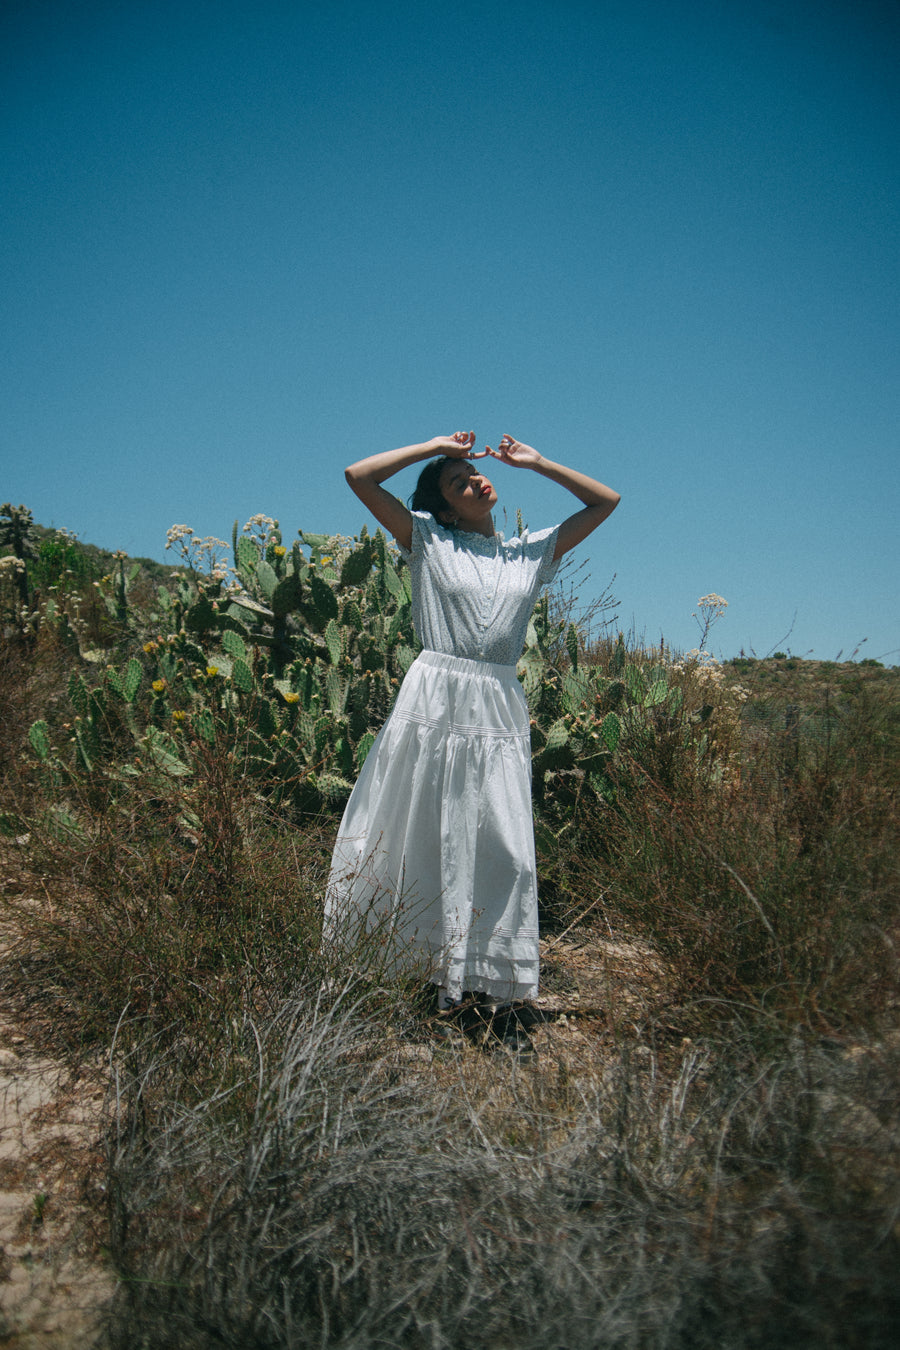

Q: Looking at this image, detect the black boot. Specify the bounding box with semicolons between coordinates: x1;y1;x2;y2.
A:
486;1005;537;1061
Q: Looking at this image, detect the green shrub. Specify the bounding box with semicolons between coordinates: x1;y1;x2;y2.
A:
32;531;100;593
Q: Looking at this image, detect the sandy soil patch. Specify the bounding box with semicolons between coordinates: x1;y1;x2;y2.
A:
0;990;113;1348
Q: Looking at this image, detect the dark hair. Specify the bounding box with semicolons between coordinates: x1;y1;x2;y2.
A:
408;456;458;528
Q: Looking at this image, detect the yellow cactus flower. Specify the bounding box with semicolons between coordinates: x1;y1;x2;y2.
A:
206;666;219;678
283;691;300;703
152;679;166;693
172;709;186;722
274;545;287;557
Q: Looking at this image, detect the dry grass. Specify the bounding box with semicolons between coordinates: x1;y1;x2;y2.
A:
97;987;900;1350
1;616;898;1347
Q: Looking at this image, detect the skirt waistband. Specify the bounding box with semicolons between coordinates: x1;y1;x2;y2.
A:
416;649;518;680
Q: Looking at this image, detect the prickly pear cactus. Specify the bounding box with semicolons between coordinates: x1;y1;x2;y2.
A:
25;513;703;834
28;523;422;815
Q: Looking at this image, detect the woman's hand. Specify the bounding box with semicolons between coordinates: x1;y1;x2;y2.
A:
484;434;542;468
428;430;489;459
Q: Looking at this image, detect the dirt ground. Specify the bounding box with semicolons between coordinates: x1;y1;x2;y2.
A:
0;1006;111;1349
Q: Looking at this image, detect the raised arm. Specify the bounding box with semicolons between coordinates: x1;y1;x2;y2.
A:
345;432;478;552
485;435;620;561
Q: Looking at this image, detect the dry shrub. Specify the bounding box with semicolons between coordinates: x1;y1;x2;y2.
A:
99;989;900;1350
2;743;337;1052
591;681;899;1033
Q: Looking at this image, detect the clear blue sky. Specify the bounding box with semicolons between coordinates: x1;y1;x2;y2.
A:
2;0;898;661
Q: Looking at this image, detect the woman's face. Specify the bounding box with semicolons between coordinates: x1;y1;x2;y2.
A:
438;460;498;529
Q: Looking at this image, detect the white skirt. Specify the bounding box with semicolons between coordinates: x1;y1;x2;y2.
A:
324;650;540;1002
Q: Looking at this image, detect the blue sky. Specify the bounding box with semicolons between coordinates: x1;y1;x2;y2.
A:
2;0;898;661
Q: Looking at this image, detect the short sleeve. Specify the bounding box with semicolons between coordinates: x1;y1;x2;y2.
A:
395;510;436;563
522;524;561;588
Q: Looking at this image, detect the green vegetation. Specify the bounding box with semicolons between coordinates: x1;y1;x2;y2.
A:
1;510;898;1348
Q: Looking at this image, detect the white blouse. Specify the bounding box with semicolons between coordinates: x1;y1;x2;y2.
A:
397;511;560;666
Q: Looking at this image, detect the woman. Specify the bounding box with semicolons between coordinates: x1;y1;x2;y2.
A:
324;430;620;1049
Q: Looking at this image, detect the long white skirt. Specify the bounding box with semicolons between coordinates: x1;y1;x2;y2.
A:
324;650;540;1002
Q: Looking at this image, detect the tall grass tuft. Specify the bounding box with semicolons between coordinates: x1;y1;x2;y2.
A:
560;660;900;1035
4;739;338;1050
100;989;900;1350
